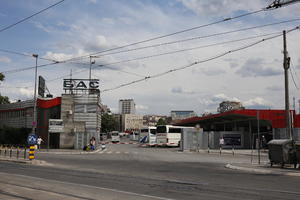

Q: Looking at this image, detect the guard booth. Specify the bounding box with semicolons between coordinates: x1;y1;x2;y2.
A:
180;127;205;151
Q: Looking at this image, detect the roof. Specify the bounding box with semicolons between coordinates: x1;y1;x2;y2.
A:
175;109;290;128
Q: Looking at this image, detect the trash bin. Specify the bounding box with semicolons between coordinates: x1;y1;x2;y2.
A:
268;139;297;168
295;141;300;169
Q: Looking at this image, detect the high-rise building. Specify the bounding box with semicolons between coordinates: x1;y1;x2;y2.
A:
119;99;135;114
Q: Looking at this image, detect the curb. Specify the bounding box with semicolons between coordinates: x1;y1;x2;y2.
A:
225;163;300;177
37;148;101;155
0;157;52;166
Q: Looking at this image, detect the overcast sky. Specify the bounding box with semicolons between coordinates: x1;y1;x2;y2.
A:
1;0;300;115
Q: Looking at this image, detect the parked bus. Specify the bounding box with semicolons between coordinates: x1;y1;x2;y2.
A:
156;125;191;147
139;126;157;145
111;131;120;143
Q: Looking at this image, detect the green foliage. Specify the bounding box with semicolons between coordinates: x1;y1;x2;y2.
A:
101;113;117;133
0;73;10;104
0;127;31;145
0;73;4;81
157;118;167;126
0;96;10;104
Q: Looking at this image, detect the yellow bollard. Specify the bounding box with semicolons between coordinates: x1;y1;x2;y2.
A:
29;145;35;160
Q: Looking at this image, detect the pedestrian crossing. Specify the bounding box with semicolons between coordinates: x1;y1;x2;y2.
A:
98;150;138;155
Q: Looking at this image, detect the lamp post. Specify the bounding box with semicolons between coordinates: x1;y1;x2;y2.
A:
32;54;38;134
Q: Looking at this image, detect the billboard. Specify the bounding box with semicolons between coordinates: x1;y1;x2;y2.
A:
49;119;64;133
38;76;45;97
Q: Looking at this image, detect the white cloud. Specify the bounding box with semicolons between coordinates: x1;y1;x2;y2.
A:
236;58;281;77
0;56;11;63
19;88;33;98
136;104;149;111
177;0;265;16
243;97;272;109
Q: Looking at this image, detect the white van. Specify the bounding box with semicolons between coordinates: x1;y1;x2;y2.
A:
111;131;120;143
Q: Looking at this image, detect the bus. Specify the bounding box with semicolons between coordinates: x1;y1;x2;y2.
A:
156;125;191;147
139;126;157;145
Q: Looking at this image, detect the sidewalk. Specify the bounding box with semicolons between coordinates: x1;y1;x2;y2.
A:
225;162;300;177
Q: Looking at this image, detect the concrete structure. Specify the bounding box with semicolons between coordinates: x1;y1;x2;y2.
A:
119;99;135;114
60;94;101;149
0;97;61;147
121;114;143;132
175;109;300;149
171;110;196;121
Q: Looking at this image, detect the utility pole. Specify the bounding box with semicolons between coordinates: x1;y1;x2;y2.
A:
283;30;292;140
257;110;260;165
32;54;38;134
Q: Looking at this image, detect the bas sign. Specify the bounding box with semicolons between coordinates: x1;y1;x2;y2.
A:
63;79;99;90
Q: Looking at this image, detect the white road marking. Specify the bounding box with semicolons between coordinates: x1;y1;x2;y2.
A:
0;172;176;200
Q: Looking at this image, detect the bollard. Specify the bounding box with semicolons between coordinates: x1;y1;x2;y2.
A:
29;145;35;160
4;147;7;157
10;147;12;158
232;144;235;156
17;147;19;159
24;147;27;159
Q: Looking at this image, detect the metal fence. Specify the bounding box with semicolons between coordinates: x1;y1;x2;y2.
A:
0;145;29;160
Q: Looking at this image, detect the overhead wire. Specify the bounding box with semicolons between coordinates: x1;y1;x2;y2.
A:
93;31;283;68
290;58;300;89
88;18;300;59
61;1;300;63
101;26;299;93
61;9;266;62
0;0;66;33
2;17;299;75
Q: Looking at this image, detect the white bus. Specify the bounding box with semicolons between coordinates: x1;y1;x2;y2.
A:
139;126;157;145
156;125;191;147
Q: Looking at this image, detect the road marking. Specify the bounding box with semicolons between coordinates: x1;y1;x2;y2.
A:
0;172;176;200
115;151;120;154
106;151;112;154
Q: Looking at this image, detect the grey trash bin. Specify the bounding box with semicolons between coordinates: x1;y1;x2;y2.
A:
268;139;297;168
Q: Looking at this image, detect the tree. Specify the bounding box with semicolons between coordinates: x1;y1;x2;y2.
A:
157;118;167;126
101;113;117;133
0;73;9;104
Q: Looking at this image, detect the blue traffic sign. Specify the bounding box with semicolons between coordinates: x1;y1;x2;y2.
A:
27;133;38;145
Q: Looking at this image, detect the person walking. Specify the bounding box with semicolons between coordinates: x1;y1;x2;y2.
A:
37;136;43;150
219;137;224;154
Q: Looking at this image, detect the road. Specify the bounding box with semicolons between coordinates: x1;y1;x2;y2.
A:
1;138;300;200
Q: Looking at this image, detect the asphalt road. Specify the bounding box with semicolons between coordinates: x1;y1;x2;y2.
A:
1;139;300;200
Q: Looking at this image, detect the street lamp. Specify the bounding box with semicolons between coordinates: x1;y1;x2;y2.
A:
32;54;38;134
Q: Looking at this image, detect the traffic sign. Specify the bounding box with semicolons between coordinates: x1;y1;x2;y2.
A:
27;133;37;145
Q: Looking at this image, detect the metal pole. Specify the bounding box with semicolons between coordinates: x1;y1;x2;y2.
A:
32;54;38;134
257;110;260;165
283;30;292;140
89;56;92;82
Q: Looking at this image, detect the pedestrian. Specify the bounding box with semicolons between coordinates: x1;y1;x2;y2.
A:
219;137;224;154
90;137;96;150
37;136;43;150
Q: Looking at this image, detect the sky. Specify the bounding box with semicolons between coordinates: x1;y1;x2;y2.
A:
1;0;300;116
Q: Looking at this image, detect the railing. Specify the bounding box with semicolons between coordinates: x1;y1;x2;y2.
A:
0;144;28;160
